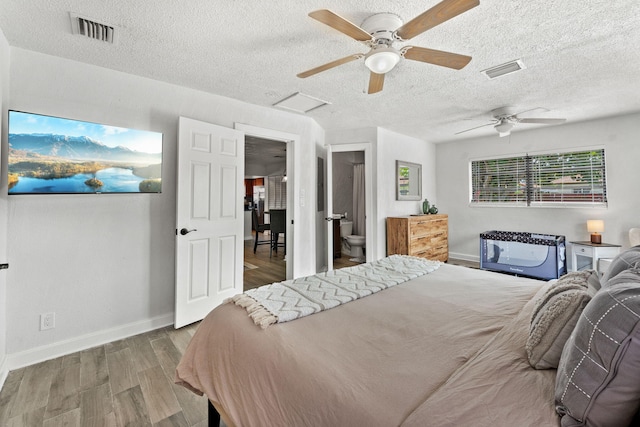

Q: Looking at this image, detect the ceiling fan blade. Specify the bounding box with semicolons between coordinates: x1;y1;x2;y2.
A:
403;46;471;70
297;54;363;78
511;107;549;117
517;118;567;124
455;121;498;135
395;0;480;40
368;72;385;94
308;9;372;42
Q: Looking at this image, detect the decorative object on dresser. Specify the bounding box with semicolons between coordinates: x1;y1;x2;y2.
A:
421;198;438;215
386;214;448;262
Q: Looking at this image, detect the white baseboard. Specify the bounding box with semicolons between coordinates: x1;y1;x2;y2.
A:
0;354;8;391
448;252;480;263
4;313;174;373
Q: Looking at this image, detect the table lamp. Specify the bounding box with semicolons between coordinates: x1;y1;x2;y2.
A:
587;220;604;244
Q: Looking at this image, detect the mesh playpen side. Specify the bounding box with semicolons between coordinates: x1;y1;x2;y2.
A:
480;231;566;280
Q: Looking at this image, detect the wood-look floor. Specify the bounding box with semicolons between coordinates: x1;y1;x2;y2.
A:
0;322;206;427
0;234;361;426
243;233;287;291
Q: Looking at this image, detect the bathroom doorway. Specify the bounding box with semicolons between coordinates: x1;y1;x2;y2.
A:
326;143;374;271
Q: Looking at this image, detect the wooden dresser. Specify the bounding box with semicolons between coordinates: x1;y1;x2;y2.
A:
386;214;448;262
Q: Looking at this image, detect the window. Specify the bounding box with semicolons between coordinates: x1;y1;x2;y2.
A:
470;148;606;207
267;175;287;209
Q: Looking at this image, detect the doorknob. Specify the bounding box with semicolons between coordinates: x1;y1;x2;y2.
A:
180;228;197;235
325;217;334;222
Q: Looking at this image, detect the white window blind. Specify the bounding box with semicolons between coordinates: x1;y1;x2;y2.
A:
470;148;607;207
471;155;528;205
267;175;287;209
529;150;606;205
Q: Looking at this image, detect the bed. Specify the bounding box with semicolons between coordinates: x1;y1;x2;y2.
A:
175;252;640;426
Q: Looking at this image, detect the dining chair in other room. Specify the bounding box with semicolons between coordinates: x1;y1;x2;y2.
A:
252;209;271;253
269;209;286;258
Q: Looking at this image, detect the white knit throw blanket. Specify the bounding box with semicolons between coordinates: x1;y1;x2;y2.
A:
228;255;441;329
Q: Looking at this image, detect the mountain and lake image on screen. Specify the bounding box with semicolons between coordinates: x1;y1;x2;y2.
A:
8;110;163;194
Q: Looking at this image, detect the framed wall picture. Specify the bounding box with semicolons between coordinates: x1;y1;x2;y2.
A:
396;160;422;201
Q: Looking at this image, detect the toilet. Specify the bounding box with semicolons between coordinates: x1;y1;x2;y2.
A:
339;220;366;261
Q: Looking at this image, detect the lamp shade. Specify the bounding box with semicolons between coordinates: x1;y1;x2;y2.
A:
587;220;604;233
495;121;514;137
364;47;401;74
587;219;604;243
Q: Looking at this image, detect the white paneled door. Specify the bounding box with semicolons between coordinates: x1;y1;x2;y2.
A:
325;145;335;272
175;117;244;328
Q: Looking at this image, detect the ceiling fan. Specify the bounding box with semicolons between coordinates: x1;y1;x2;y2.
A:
297;0;479;94
456;107;567;137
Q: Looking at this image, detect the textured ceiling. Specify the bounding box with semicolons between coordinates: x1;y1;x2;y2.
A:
245;136;286;177
1;0;640;142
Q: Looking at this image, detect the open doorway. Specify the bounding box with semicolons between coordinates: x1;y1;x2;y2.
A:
243;136;288;290
331;150;366;269
326;142;374;272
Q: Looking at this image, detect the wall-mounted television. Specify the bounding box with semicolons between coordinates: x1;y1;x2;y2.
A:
8;110;163;194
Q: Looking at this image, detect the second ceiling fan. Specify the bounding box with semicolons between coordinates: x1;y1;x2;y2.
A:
297;0;479;94
456;107;567;137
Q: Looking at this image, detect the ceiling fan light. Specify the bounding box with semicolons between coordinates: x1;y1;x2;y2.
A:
364;47;400;74
494;121;514;136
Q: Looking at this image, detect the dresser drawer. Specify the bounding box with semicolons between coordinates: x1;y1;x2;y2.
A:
411;232;448;253
412;246;448;262
573;245;593;257
409;218;447;238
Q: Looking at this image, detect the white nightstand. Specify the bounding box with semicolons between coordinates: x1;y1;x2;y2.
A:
570;241;621;274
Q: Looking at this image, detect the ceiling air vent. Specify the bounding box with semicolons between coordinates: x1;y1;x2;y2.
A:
70;13;118;44
480;59;526;79
273;92;330;114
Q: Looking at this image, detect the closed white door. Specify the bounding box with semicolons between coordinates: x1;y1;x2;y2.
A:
175;117;244;328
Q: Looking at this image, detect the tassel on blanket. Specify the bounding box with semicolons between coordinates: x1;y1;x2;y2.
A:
228;294;278;329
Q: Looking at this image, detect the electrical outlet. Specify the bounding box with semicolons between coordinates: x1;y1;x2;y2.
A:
40;312;55;331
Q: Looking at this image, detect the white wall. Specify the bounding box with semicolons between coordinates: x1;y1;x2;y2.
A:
327;127;437;260
436;113;640;261
377;128;437;258
5;48;323;366
0;27;10;384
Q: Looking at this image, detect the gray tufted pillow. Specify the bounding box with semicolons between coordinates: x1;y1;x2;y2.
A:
601;245;640;285
555;269;640;427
